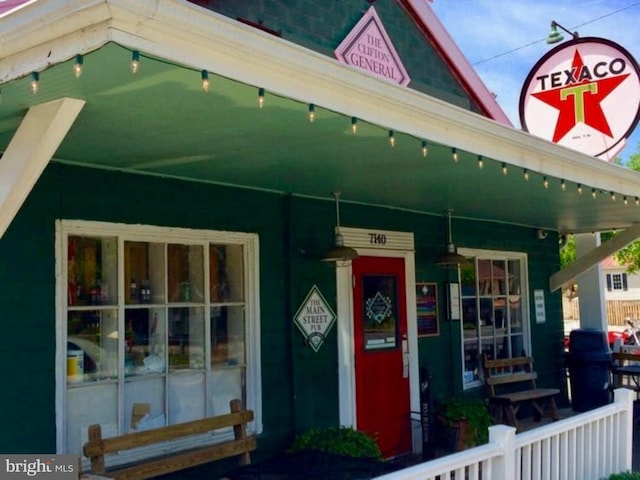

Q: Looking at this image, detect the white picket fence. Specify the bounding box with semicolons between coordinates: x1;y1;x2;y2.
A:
376;388;635;480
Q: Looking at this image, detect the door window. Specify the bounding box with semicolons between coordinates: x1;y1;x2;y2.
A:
362;275;398;350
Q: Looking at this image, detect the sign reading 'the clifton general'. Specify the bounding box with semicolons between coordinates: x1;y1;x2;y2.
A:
520;37;640;160
335;6;410;86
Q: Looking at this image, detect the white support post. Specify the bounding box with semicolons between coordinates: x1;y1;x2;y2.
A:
575;232;607;330
0;97;85;239
489;424;516;480
614;388;635;472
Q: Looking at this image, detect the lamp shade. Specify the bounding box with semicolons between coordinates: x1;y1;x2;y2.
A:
436;209;468;268
321;192;359;263
321;231;359;262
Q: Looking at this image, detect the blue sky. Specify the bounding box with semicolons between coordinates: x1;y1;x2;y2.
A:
430;0;640;163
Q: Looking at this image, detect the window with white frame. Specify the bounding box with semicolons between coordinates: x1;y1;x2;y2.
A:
606;273;628;291
57;221;260;456
458;250;529;388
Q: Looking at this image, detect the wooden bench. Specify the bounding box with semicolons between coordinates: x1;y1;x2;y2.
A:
482;355;560;431
82;399;256;479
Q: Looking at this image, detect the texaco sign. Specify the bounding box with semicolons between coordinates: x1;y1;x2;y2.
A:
519;37;640;160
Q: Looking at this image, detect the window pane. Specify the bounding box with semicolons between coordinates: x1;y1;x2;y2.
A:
125;242;165;304
167;244;204;303
124;308;166;376
211;306;245;367
67;309;118;382
124;376;166;432
362;275;398;350
210;244;244;302
168;307;205;370
68;236;117;306
461;262;476;296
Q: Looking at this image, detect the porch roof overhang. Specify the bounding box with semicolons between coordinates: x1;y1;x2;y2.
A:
2;0;640;291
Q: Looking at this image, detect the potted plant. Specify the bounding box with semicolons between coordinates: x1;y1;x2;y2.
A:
436;397;492;450
289;426;382;459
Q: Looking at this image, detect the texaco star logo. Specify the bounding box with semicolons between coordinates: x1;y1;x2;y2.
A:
519;38;640;160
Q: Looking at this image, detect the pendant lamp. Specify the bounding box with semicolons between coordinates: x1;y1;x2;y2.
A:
321;192;359;262
435;209;468;268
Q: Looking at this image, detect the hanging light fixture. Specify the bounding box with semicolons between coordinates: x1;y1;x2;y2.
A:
436;209;469;268
321;192;359;263
546;20;579;45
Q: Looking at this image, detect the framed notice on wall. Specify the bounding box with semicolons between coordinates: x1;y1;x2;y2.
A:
416;282;439;337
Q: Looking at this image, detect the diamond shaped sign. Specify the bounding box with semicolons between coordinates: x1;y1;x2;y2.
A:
335;6;410;86
294;285;337;352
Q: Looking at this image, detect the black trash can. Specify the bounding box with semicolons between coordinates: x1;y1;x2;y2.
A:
566;328;612;412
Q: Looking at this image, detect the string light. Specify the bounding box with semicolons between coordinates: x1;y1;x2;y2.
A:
523;168;529;181
131;50;140;74
543;176;549;189
30;72;39;94
477;155;484;169
561;179;566;191
611;191;616;201
451;147;458;162
502;163;508;175
624;196;628;205
73;54;83;78
388;130;396;148
421;140;428;158
592;188;597;199
258;88;265;108
636;197;639;206
308;104;315;122
577;184;583;194
201;70;210;92
351;117;358;134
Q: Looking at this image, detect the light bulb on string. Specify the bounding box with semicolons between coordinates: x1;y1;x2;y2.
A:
131;51;140;74
308;104;315;123
451;147;458;162
502;163;508;175
201;70;210;92
636;197;639;206
624;196;628;205
351;117;358;134
30;72;39;94
258;88;265;108
611;191;616;202
421;140;428;158
543;176;549;189
388;130;396;148
477;155;483;169
73;54;83;78
561;179;566;191
592;188;597;199
523;168;529;181
577;184;583;194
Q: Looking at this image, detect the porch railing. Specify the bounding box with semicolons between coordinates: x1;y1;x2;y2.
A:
375;388;635;480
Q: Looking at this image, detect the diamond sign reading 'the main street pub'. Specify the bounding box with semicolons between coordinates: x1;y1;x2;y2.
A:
294;285;337;352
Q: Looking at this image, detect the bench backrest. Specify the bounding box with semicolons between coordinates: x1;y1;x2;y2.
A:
612;351;640;365
83;398;254;477
482;355;538;398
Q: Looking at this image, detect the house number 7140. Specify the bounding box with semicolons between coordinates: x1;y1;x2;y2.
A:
369;233;387;245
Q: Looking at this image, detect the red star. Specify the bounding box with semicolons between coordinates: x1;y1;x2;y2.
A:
532;50;629;143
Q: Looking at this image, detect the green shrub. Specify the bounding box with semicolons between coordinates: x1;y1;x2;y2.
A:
606;473;640;480
289;426;382;459
437;397;492;447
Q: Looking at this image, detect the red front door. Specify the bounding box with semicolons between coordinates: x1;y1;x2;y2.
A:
352;256;411;458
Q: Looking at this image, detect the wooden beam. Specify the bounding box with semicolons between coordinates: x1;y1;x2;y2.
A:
549;223;640;292
0;97;85;238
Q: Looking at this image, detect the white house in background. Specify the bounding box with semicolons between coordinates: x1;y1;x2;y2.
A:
602;256;638;300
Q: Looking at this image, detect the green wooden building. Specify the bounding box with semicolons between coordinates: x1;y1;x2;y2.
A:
0;0;638;476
